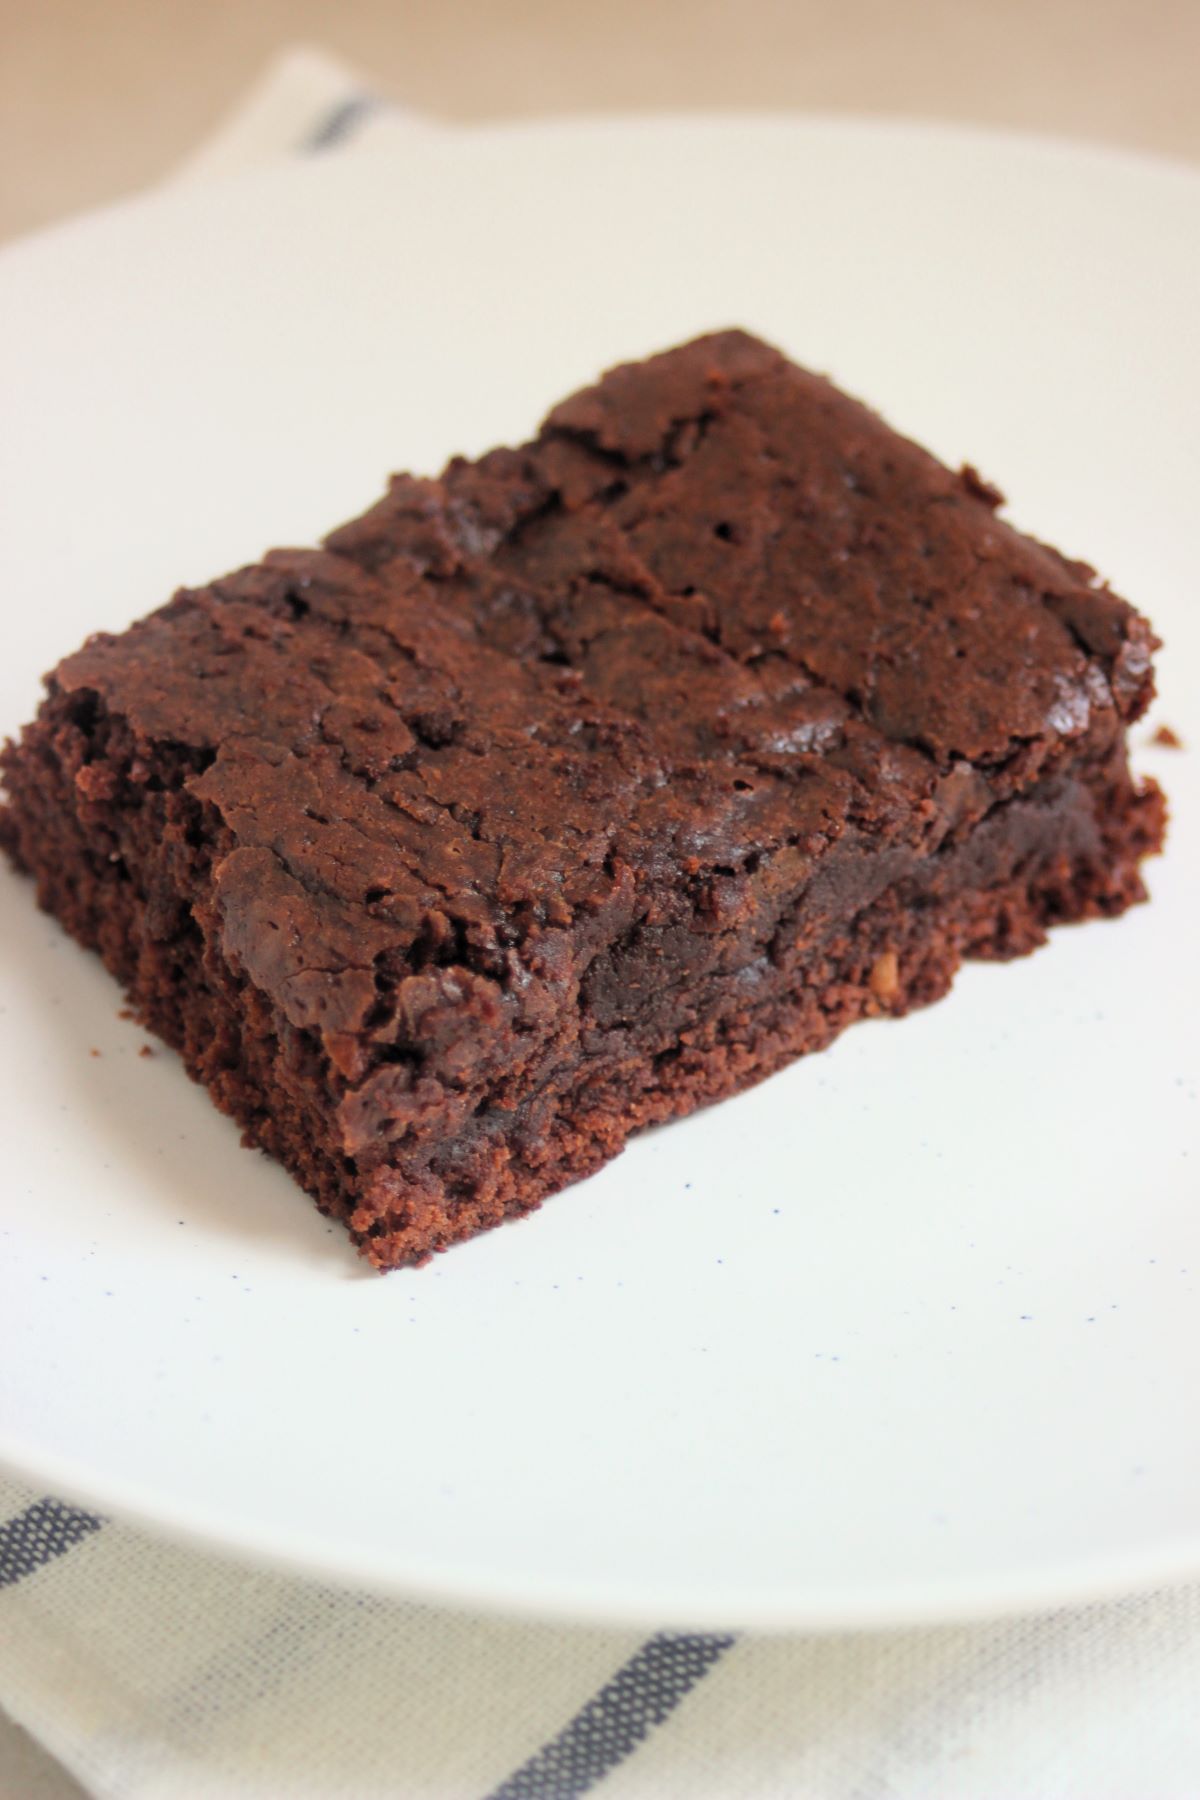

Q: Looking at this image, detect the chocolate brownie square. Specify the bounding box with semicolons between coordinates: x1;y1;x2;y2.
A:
0;333;1164;1267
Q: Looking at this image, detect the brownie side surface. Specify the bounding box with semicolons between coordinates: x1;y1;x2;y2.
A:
0;332;1165;1268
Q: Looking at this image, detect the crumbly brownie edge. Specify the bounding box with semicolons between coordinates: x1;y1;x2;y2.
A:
0;686;1164;1269
348;758;1164;1268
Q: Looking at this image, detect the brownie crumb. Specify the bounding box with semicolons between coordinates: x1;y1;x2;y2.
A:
89;1047;101;1058
959;464;1005;508
869;951;901;1004
138;1045;155;1059
1152;724;1184;749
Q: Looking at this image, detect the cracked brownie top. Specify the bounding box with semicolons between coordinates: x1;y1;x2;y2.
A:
48;330;1157;1112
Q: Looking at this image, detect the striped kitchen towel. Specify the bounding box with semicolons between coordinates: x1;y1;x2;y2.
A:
4;50;1200;1800
5;1469;1200;1799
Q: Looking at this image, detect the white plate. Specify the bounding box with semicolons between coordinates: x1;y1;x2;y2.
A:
1;117;1197;1632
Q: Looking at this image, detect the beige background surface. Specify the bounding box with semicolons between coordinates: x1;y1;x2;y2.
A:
3;0;1200;243
1;2;1197;1794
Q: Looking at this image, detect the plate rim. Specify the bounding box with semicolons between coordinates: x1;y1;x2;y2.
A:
7;1432;1200;1633
4;107;1199;274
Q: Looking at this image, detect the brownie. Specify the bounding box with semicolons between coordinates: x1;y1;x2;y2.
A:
0;332;1165;1269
